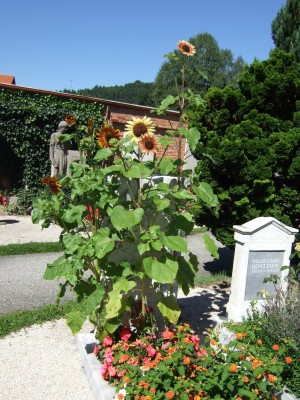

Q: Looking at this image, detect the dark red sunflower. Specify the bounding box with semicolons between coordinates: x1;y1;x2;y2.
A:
41;176;61;193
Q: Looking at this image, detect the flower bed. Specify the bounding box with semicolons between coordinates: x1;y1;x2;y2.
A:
92;323;292;400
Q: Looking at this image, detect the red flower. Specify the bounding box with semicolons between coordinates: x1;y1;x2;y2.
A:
93;345;99;356
272;344;280;351
286;357;292;364
120;326;132;342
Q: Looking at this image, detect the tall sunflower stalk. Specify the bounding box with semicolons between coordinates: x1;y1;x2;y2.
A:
33;40;218;338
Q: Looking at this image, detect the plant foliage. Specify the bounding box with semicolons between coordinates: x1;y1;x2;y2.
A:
0;88;104;190
191;49;300;247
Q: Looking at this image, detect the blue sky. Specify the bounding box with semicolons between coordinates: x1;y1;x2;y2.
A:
2;0;285;92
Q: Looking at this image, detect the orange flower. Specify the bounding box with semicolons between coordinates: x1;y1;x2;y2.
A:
123;376;130;384
257;339;262;345
252;359;262;369
178;325;185;331
138;133;160;154
286;357;292;364
268;374;277;383
236;398;243;400
117;394;124;400
236;332;244;340
242;376;249;383
210;340;218;346
118;354;129;363
256;374;262;380
183;357;191;365
272;344;280;351
41;176;61;193
177;40;196;56
65;114;76;125
97;126;122;148
150;388;156;393
230;364;238;373
166;391;175;399
194;396;201;400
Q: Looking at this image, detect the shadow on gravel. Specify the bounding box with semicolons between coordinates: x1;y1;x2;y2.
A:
203;247;234;274
0;219;20;225
177;284;230;341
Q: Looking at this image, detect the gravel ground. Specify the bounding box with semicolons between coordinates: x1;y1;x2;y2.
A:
0;215;231;400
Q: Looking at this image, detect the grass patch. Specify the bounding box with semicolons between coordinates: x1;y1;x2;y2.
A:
194;270;231;287
192;226;208;234
0;241;63;256
0;301;75;338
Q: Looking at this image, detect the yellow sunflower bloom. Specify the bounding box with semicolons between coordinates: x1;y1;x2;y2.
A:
41;176;61;193
124;116;155;143
138;133;160;154
97;126;122;148
177;40;196;57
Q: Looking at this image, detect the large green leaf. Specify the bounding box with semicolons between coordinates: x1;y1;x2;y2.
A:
106;279;137;319
157;296;181;324
79;283;105;315
177;256;195;295
92;227;115;259
62;205;87;225
94;148;114;161
43;256;77;285
66;310;86;334
122;165;142;178
178;127;200;151
203;234;219;259
192;182;219;208
153;197;170;211
172;189;194;200
160;234;188;253
110;206;144;230
143;256;178;284
158;158;175;175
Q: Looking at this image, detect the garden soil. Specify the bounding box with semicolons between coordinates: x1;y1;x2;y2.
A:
0;215;233;400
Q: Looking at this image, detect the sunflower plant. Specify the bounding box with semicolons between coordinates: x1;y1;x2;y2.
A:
32;40;219;338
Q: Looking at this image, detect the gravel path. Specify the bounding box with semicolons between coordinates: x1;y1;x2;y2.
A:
0;215;232;399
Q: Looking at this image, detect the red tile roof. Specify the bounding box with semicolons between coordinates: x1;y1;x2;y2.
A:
0;75;15;84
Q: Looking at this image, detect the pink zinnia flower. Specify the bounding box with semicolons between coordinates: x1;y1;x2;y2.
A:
146;345;157;357
108;365;118;377
102;336;113;347
161;341;171;350
162;329;175;340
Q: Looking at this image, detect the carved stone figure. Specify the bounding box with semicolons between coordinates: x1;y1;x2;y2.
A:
49;121;72;177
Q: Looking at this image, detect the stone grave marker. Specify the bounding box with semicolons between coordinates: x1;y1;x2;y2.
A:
226;217;298;321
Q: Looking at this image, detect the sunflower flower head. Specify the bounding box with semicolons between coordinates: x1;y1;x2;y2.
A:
97;121;122;148
64;114;76;126
125;116;155;143
41;176;61;193
138;133;160;154
177;40;196;57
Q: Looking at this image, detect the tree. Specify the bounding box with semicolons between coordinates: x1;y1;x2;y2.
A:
191;50;300;247
151;33;245;107
272;0;300;62
64;80;155;106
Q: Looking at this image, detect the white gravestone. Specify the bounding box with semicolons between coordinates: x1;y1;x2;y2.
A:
226;217;298;322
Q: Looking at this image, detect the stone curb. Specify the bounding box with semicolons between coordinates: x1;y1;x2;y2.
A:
77;333;116;400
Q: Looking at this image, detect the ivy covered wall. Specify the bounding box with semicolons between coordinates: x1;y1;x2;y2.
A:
0;88;104;191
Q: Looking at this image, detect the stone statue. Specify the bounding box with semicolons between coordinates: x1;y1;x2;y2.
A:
49;121;72;177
